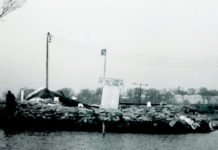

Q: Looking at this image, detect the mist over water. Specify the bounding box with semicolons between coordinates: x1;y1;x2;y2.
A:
0;129;217;150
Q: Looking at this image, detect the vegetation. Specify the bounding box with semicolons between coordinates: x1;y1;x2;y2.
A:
0;0;25;19
72;86;218;105
56;88;75;99
173;87;187;104
11;86;218;105
77;88;102;105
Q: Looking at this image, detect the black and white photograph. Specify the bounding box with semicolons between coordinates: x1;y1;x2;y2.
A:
0;0;218;149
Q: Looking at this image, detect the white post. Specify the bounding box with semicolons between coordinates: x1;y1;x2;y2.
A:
21;89;24;101
147;101;151;108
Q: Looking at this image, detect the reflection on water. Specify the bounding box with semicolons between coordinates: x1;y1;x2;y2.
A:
0;129;217;150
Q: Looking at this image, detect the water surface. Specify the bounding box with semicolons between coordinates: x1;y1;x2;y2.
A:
0;129;217;150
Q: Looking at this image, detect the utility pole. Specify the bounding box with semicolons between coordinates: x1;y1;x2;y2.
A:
101;48;107;79
133;82;149;104
46;32;52;89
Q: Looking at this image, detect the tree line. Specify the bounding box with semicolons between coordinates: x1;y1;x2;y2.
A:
124;87;218;105
9;87;218;105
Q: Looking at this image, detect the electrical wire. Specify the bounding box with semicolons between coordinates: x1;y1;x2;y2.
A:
68;48;218;68
53;40;218;68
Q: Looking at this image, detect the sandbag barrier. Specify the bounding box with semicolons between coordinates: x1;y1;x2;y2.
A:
4;101;213;133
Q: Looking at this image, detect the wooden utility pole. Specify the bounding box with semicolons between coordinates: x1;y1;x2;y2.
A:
46;32;52;89
133;82;149;104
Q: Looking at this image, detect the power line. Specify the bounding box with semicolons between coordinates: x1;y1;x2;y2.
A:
54;37;218;62
54;39;218;62
54;41;218;68
68;49;218;68
67;48;218;68
66;47;218;64
133;82;149;104
107;48;218;61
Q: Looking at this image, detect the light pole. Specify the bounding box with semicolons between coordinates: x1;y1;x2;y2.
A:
133;82;149;104
46;32;52;89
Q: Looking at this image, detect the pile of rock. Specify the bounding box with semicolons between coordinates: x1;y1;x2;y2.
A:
12;101;213;133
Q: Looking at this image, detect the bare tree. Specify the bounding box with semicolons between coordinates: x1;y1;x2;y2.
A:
198;87;217;104
174;87;187;104
187;88;196;95
0;0;25;19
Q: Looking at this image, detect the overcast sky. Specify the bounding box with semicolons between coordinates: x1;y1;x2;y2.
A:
1;0;218;95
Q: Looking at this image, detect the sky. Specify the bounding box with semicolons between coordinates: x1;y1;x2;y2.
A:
1;0;218;96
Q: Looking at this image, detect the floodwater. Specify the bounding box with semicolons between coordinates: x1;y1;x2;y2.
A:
0;129;217;150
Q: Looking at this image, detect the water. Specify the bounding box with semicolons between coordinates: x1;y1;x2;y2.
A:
0;129;217;150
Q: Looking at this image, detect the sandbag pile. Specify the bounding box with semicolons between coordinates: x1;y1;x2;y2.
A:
13;101;213;133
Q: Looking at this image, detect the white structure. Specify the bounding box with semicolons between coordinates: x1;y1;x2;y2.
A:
21;89;25;101
100;77;123;109
78;103;84;108
72;96;77;100
170;94;218;104
147;101;151;108
101;86;120;109
54;97;59;102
